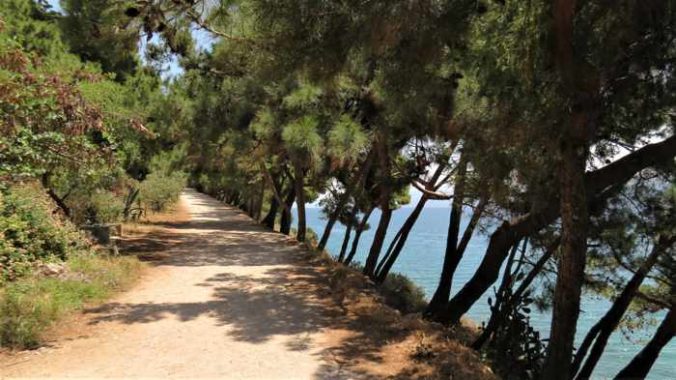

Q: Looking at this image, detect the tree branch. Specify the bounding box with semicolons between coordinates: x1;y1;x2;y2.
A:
411;180;452;200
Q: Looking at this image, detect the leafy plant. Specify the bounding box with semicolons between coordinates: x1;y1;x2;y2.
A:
0;185;88;283
379;272;428;314
139;171;186;212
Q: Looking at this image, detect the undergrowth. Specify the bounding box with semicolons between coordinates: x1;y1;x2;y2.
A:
0;184;143;349
0;252;142;349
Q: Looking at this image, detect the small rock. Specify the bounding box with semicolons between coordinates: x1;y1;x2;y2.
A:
37;262;66;277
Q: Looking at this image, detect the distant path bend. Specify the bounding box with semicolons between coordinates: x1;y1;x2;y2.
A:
2;189;346;379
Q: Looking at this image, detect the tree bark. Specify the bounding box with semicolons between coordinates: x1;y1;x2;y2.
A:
541;132;589;380
41;172;71;218
374;163;448;283
263;172;286;229
363;133;392;279
434;195;488;322
375;195;426;283
344;207;373;266
263;195;279;229
123;187;140;221
363;206;391;278
573;235;672;379
541;0;599;376
614;307;675;380
254;181;264;221
280;185;295;235
472;238;559;350
426;157;468;317
318;151;373;251
338;217;353;262
442;135;675;325
293;163;307;242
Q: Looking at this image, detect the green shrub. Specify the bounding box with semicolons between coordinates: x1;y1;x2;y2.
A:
70;189;125;225
139;172;186;212
305;227;319;247
379;272;428;314
0;185;88;283
0;253;141;348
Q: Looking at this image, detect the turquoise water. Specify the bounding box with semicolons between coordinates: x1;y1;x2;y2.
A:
295;206;674;379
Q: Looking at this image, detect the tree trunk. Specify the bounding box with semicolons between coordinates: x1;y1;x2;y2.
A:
123;187;140;221
247;194;255;218
374;162;448;283
263;172;285;229
375;195;427;283
540;133;589;380
614;307;675;380
363;206;391;278
293;163;307;242
280;185;295;235
473;237;560;350
374;223;404;278
263;196;279;229
441;133;674;325
363;132;392;279
318;151;373;251
41;172;71;218
338;219;353;262
541;0;598;375
255;182;264;221
426;157;468;317
573;236;671;379
344;207;373;266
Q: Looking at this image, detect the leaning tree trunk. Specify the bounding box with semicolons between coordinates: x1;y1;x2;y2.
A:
374;162;449;283
434;196;487;322
122;187;140;221
363;133;392;279
374;227;404;277
614;307;675;380
374;197;424;283
444;136;676;325
573;235;670;379
318;152;373;251
363;205;392;278
344;207;373;266
338;219;353;262
473;237;560;350
280;186;296;235
41;172;72;217
426;157;468;317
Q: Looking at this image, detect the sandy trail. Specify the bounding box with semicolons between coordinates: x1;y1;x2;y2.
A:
1;189;348;379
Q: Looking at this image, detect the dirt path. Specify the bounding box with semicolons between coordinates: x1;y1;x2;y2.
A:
1;189;349;379
2;189;496;380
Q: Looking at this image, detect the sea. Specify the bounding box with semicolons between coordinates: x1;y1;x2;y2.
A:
294;206;674;379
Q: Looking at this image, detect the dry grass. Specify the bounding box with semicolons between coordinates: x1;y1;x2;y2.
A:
122;200;192;236
291;245;497;380
117;200;192;261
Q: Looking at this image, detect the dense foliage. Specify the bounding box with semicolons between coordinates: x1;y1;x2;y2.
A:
0;185;87;283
